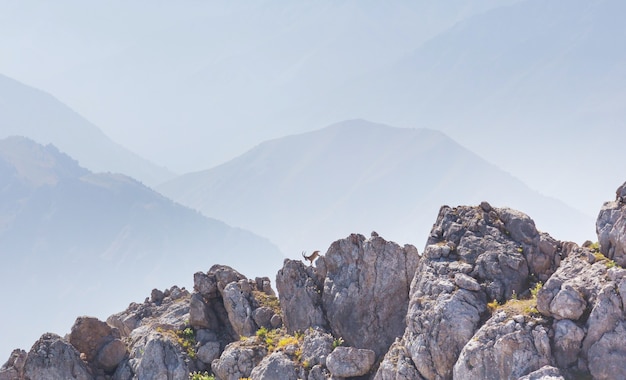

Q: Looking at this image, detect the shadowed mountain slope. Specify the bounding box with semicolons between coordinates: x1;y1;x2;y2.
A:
0;136;283;360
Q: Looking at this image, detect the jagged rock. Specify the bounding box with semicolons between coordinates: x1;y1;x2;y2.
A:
255;277;276;296
377;204;560;380
249;351;299;380
517;365;565;380
0;349;27;380
69;316;127;373
534;240;626;378
211;339;267;380
276;259;328;332
597;180;626;266
107;286;191;336
374;340;423;380
322;234;419;357
210;264;247;294
453;312;551;380
301;327;334;367
194;271;218;299
222;279;258;337
326;346;376;377
22;333;92;380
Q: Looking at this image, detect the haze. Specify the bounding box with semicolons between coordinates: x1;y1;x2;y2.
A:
0;0;624;361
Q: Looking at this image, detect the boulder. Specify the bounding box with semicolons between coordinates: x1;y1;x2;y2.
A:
22;333;93;380
196;341;221;365
211;339;267;380
326;346;376;377
131;332;188;380
69;316;127;373
249;351;299;380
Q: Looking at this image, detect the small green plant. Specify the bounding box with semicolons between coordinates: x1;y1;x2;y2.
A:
176;327;197;359
332;337;345;349
189;371;215;380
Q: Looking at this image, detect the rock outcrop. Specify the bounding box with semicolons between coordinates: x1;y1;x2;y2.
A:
377;203;561;380
5;180;626;380
277;232;419;360
597;180;626;266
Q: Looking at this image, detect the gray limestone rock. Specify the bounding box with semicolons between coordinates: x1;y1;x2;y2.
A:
453;313;551;380
587;321;626;380
194;271;218;299
0;349;27;380
374;341;424;380
377;204;560;380
276;259;328;333
249;351;299;380
22;333;93;380
211;339;267;380
552;319;584;368
222;280;258;337
210;265;247;294
326;346;376;378
517;365;565;380
196;341;221;365
321;234;419;357
132;333;188;380
597;180;626;266
301;327;334;368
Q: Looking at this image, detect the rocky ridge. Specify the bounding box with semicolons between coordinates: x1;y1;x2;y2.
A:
3;180;626;379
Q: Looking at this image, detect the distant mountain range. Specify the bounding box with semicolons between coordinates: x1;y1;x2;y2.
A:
0;136;284;361
306;0;626;215
158;119;593;256
0;73;174;186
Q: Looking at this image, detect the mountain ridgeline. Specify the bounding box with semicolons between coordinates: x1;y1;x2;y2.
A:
0;74;174;186
159;119;593;255
0;136;284;361
3;180;626;379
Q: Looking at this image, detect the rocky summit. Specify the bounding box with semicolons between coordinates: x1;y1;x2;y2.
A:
3;181;626;380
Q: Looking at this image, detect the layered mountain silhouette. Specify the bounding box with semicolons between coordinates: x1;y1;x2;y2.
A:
0;136;284;360
0;73;174;186
159;119;593;256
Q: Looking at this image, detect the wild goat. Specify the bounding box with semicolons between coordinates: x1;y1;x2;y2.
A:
302;250;320;264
